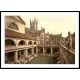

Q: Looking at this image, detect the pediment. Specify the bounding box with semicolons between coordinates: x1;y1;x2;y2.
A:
13;16;26;24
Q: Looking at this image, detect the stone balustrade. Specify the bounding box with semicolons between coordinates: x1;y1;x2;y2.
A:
59;44;75;64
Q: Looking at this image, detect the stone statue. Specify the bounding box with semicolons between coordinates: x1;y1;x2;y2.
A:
67;32;72;49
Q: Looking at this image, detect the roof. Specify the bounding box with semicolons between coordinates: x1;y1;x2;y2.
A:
49;34;62;38
5;29;37;40
53;34;62;37
25;27;41;36
11;16;26;25
18;16;26;24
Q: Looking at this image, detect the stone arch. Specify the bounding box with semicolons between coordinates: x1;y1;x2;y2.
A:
9;22;19;30
28;41;33;45
34;41;37;45
5;39;16;46
18;40;26;45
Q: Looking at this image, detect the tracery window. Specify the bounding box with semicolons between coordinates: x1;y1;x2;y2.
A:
8;22;19;30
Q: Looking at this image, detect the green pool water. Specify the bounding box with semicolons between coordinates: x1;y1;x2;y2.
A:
27;56;58;64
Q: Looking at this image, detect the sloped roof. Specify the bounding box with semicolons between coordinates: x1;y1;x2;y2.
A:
49;34;62;38
5;29;36;40
11;16;26;25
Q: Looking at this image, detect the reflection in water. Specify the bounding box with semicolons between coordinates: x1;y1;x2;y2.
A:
27;56;58;64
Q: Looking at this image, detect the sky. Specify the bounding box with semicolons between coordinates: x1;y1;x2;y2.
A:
20;14;76;37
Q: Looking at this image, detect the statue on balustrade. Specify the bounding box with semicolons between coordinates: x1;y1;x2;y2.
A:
66;32;72;50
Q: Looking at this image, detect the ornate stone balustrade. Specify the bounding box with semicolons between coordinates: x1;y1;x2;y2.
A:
59;44;75;64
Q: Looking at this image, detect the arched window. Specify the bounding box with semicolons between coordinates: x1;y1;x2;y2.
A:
8;22;19;30
34;41;36;45
28;41;32;45
5;39;15;46
18;40;26;45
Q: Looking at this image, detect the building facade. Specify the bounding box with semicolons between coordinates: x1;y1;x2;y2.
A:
5;16;73;64
5;16;38;64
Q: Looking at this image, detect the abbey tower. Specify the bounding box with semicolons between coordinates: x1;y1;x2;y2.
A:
30;18;38;31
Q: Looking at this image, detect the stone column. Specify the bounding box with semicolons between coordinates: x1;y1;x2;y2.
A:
51;47;53;55
14;51;18;63
36;47;38;54
19;50;21;56
18;51;21;59
43;47;44;55
32;48;34;54
25;49;28;58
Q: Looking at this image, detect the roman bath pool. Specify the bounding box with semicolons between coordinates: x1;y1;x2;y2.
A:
27;55;58;64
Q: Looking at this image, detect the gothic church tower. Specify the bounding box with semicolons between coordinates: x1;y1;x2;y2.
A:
30;18;38;31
